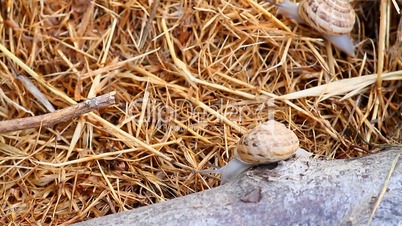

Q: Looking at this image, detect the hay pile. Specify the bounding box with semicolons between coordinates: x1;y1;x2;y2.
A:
0;0;401;224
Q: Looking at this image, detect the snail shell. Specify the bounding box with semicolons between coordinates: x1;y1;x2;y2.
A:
235;120;299;164
269;0;356;56
197;120;300;184
298;0;355;36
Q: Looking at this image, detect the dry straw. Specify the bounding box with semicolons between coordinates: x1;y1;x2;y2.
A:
0;0;401;224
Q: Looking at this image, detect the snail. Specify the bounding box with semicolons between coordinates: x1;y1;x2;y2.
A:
267;0;356;57
197;120;301;184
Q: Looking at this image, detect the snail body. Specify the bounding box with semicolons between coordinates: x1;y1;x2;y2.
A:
198;120;300;184
269;0;356;57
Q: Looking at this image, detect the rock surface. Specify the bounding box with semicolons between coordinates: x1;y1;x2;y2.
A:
73;148;402;226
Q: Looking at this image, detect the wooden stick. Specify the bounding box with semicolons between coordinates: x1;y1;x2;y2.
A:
0;92;116;133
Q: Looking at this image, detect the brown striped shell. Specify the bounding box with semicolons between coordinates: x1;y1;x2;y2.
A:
234;120;299;164
298;0;355;35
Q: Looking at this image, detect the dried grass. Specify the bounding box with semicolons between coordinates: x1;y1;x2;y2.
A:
0;0;401;224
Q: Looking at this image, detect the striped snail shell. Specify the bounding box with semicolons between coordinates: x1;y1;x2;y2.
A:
298;0;355;36
268;0;356;57
234;120;299;164
197;120;300;184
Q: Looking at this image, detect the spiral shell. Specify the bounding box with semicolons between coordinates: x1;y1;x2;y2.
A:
235;120;299;164
298;0;355;35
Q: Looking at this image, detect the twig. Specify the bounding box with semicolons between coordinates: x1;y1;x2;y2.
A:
139;0;160;49
356;132;402;149
0;91;116;133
